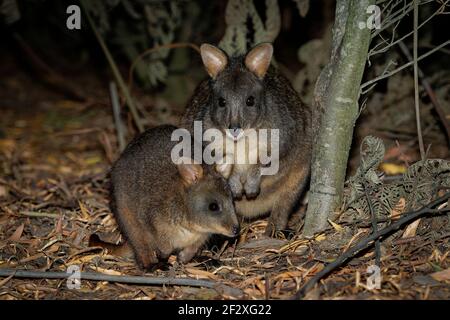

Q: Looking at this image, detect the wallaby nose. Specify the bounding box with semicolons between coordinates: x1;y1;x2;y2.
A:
231;224;240;237
228;125;242;138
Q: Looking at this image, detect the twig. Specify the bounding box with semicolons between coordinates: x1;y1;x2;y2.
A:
360;40;450;90
19;211;60;219
398;41;450;146
80;0;144;133
264;273;270;300
0;268;242;297
292;192;450;299
371;0;435;38
413;0;426;160
127;42;200;94
363;184;381;267
53;128;101;137
369;0;448;57
109;82;126;152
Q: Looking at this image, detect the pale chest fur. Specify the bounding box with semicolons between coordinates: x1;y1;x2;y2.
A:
171;226;205;250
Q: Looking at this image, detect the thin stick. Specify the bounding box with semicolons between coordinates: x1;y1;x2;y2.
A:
19;211;60;219
369;0;448;57
109;82;126;152
292;192;450;299
398;41;450;146
364;184;381;267
413;0;425;160
371;0;435;38
0;269;241;296
264;273;270;300
80;0;144;133
360;40;450;90
53;128;101;137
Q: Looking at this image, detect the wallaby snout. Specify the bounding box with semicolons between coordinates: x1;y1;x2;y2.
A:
227;126;243;141
220;212;240;238
231;224;240;237
215;220;240;238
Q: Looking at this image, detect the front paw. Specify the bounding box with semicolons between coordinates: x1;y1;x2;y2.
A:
244;171;261;199
244;183;260;199
136;251;160;271
215;163;233;179
229;175;244;199
215;154;234;179
177;246;199;264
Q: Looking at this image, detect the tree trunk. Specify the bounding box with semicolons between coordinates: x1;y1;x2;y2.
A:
303;0;375;237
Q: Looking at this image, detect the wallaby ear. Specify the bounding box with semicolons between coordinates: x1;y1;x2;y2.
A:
245;43;273;79
200;44;228;79
178;163;204;186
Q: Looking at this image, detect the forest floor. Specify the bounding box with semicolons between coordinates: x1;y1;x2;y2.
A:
0;54;449;300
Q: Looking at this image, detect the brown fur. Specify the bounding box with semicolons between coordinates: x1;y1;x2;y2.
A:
181;43;315;236
110;125;239;270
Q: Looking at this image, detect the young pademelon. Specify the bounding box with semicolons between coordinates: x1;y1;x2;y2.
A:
110;125;239;270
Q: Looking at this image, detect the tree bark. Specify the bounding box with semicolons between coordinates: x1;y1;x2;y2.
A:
303;0;375;237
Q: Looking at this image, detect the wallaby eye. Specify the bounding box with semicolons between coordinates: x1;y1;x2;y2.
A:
246;96;255;106
218;97;226;107
208;201;220;212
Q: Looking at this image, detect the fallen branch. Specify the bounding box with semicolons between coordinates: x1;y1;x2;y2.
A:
292;192;450;299
0;268;243;297
19;211;60;219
